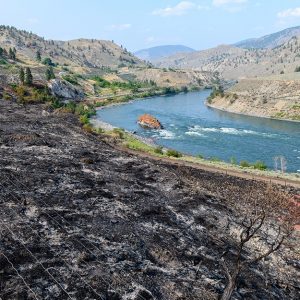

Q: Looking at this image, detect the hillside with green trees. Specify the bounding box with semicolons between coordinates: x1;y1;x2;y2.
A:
0;25;218;105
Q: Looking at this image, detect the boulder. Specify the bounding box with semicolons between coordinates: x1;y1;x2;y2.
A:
138;114;163;129
47;79;84;101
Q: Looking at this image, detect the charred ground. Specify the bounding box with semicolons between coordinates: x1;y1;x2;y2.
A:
0;99;299;300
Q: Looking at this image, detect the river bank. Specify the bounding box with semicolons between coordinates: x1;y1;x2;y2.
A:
90;92;300;185
208;78;300;122
206;102;300;123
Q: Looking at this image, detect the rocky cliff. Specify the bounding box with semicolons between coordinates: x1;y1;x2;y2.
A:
48;79;84;100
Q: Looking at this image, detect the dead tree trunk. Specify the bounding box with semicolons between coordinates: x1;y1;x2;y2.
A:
221;268;240;300
220;258;242;300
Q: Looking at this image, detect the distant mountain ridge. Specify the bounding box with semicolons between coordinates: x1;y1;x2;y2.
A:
234;26;300;49
134;45;195;61
155;36;300;80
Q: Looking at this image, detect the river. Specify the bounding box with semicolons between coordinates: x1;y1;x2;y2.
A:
95;90;300;173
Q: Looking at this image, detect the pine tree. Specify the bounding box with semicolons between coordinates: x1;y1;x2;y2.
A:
0;47;3;57
25;67;33;85
8;48;15;60
13;47;17;60
36;50;41;61
45;68;51;81
49;66;55;79
19;67;25;84
45;67;55;80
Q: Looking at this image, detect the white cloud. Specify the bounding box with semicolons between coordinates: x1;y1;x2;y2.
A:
109;24;132;31
278;7;300;18
213;0;247;6
152;1;195;17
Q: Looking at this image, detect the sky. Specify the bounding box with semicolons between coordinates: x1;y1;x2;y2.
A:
1;0;300;51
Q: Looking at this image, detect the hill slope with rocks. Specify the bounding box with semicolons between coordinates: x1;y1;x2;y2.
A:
0;25;143;69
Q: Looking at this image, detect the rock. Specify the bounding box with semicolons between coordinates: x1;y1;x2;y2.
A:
47;79;84;101
137;114;163;129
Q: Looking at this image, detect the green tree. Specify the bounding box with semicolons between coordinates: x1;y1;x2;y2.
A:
42;57;54;66
45;67;55;80
25;67;33;85
36;50;41;61
0;47;3;57
8;47;16;60
19;67;25;84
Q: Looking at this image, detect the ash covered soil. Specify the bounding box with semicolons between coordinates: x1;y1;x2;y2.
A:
0;99;299;300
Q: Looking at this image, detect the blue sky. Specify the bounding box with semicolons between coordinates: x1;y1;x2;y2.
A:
1;0;300;51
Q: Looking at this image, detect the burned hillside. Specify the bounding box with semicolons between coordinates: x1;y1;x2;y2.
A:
0;100;299;300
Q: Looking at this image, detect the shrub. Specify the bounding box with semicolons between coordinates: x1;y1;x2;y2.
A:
0;59;7;65
154;146;164;155
197;154;204;159
166;149;182;158
95;128;104;134
253;160;267;171
163;87;177;95
62;74;78;85
65;102;77;113
112;128;125;139
3;92;12;100
79;114;89;125
15;85;26;101
82;124;93;133
75;104;96;118
210;156;221;162
240;160;251;168
207;86;224;103
51;99;63;109
230;157;237;165
92;76;111;88
181;86;188;93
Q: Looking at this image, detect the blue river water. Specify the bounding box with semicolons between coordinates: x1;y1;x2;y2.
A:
96;90;300;173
